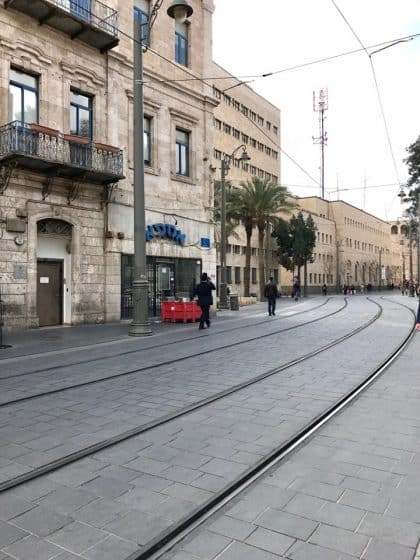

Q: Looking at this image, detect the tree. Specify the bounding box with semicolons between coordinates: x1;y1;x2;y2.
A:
403;137;420;230
236;177;294;299
273;211;317;294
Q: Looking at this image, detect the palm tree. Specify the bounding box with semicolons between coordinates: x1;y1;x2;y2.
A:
236;177;294;299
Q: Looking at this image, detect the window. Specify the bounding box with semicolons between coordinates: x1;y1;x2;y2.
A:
258;142;264;152
241;105;248;117
175;21;188;66
233;128;240;139
134;0;149;44
241;133;249;144
258;169;264;178
213;149;221;160
9;68;38;123
250;165;256;175
235;267;241;284
273;269;279;283
223;123;231;134
214;119;221;130
213;87;221;99
233;245;241;255
233;100;240;111
241;246;246;255
251;248;257;256
272;150;278;159
266;121;271;130
309;273;312;283
223;94;231;105
176;128;189;176
257;115;264;126
70;90;92;137
144;116;151;165
251;267;257;284
250;138;256;148
265;146;271;156
273;125;278;135
250;111;257;121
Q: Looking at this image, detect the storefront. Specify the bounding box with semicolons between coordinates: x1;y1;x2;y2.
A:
121;255;202;318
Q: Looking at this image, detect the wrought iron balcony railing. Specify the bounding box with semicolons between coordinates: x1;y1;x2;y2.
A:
0;121;124;184
4;0;119;51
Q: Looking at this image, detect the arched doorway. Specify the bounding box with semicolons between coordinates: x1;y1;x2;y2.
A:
36;219;72;326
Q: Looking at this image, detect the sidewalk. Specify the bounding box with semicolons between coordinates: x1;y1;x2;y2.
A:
165;319;420;559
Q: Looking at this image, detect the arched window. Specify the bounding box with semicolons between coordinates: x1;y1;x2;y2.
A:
391;225;398;235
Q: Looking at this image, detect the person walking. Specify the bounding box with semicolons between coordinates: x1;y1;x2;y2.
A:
416;298;420;330
194;272;216;330
292;280;301;301
322;283;327;296
264;276;279;316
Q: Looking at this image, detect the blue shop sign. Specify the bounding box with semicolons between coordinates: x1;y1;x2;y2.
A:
200;237;210;248
145;223;186;246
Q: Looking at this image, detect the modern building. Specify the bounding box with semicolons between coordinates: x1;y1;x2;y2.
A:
0;0;217;330
211;62;282;297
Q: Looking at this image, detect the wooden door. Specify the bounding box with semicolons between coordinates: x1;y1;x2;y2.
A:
37;260;63;327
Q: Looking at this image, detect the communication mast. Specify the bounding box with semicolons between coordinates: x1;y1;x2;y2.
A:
312;88;328;199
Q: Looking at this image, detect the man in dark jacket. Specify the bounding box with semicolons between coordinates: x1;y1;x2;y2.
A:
194;272;216;329
264;277;278;316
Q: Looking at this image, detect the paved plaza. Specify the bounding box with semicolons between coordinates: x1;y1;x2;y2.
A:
0;295;419;559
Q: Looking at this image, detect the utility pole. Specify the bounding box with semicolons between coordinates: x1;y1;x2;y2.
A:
313;89;328;199
378;248;383;291
335;240;340;294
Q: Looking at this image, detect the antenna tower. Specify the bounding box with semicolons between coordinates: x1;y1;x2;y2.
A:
312;88;328;199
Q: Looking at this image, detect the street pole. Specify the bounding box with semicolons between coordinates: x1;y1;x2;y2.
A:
219;146;250;309
335;240;340;294
219;158;228;309
417;191;420;284
129;18;152;336
378;249;382;291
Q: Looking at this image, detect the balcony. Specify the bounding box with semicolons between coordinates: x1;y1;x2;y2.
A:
0;121;124;184
4;0;119;52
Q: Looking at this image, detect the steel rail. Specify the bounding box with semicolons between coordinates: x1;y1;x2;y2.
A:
0;298;383;495
0;298;331;377
0;299;347;407
126;299;416;560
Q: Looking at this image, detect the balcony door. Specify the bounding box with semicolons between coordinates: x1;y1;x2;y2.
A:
70;0;91;22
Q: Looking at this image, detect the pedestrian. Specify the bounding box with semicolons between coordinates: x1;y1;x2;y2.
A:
350;284;355;295
194;272;216;330
322;283;327;296
264;276;279;316
416;297;420;330
292;280;301;301
360;283;364;294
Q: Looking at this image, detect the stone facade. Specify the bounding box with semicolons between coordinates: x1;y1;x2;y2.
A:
0;0;216;330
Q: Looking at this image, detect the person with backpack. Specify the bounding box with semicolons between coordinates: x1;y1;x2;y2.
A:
264;277;279;316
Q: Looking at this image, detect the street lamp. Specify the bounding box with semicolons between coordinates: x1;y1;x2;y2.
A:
398;185;420;296
219;145;251;309
129;0;194;336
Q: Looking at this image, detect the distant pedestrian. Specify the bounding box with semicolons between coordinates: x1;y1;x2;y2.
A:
322;283;327;296
264;277;279;316
350;284;355;295
194;273;216;330
416;298;420;330
292;280;301;301
360;284;365;294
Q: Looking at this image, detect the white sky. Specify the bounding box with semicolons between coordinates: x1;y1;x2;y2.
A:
212;0;420;221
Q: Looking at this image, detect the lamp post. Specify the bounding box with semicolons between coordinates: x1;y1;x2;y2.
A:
129;0;194;336
219;145;251;309
378;247;383;291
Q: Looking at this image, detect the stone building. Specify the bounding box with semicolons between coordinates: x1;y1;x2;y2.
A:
298;197;397;292
0;0;216;330
389;219;419;287
211;62;282;297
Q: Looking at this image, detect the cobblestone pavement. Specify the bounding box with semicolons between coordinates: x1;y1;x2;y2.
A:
162;307;420;560
0;298;359;481
0;296;415;558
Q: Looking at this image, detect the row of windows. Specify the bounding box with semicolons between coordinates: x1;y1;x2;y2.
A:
313;254;333;263
134;0;189;66
213;119;278;160
309;273;334;284
213;87;278;136
9;67;191;178
9;68;92;138
213;150;278;183
344;216;386;237
345;238;389;255
225;267;279;285
316;232;333;244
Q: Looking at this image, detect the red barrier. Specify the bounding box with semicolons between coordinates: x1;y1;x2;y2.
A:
161;301;202;323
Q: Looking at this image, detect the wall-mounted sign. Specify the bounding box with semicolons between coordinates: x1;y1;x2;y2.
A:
200;237;210;248
40;277;49;284
145;223;186;246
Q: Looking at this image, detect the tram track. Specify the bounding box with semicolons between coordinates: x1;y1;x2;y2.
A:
125;299;417;560
0;298;347;407
0;298;384;495
0;298;331;380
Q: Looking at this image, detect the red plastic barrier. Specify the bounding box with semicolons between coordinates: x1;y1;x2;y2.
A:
161;301;202;323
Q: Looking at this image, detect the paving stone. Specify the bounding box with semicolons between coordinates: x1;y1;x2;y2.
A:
162;482;213;504
123;457;168;475
284;493;326;518
81;534;140;560
245;526;295;556
256;508;318;540
182;529;232;558
47;521;107;554
215;540;282;559
12;506;71;537
161;465;203;484
104;510;170;545
80;475;134;499
0;520;28;548
310;523;370;557
116;485;167;512
190;474;228;492
288;479;343;502
199;458;245;478
314;501;366;531
207;515;256;541
286;540;354;560
72;498;131;528
362;538;415;560
339;489;389;514
0;496;35;521
357;511;420;547
3;534;63;560
38;486;98;515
